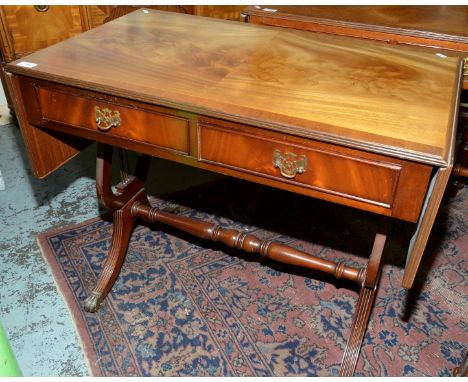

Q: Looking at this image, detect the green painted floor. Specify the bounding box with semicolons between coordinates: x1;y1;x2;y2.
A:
0;122;218;376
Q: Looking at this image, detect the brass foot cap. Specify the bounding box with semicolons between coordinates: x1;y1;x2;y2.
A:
84;291;103;313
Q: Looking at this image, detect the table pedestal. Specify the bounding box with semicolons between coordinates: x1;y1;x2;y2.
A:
84;143;389;377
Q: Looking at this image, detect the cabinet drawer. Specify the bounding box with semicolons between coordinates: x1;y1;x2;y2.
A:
199;119;432;222
36;86;190;154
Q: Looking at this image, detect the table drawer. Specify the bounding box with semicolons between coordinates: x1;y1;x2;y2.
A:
36;86;190;154
199;119;432;222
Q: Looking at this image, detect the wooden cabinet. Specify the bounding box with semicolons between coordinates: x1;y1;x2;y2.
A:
0;6;86;62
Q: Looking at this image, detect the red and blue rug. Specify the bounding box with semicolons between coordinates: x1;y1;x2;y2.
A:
37;178;467;376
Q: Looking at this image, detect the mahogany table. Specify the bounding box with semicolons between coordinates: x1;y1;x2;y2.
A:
5;10;462;376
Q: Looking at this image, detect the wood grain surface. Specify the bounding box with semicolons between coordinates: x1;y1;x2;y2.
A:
37;86;191;154
244;5;468;91
199;119;432;222
243;6;468;43
6;9;461;166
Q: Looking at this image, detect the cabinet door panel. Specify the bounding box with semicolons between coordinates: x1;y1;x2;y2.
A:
0;5;84;61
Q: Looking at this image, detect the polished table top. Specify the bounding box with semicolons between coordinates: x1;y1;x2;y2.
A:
7;9;461;166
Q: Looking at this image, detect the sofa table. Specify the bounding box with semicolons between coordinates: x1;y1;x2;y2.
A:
5;10;462;376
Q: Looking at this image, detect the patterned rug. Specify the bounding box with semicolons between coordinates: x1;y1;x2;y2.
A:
37;178;467;377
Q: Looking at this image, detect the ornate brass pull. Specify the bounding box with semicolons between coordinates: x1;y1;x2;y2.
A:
272;149;307;179
94;106;121;131
463;58;468;76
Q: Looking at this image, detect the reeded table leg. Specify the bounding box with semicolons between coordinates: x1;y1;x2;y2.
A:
84;190;146;312
339;228;388;376
452;109;468;193
84;144;150;312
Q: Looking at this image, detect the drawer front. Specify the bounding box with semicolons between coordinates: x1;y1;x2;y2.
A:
199;120;432;221
36;86;190;154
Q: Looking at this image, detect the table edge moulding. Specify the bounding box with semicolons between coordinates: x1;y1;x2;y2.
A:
4;9;463;377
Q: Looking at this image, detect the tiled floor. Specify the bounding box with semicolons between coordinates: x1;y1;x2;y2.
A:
0;122;218;376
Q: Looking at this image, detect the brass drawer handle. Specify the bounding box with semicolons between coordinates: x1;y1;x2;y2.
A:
94;106;121;131
464;58;468;76
273;149;307;179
